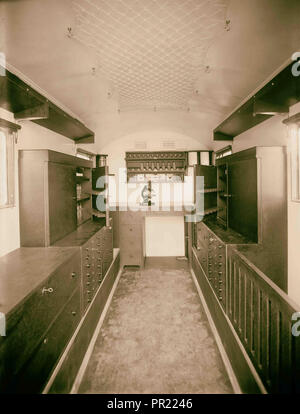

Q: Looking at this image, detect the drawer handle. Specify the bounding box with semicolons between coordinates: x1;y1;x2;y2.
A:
42;287;53;295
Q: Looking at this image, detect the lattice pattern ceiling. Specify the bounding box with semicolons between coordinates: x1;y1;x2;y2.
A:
72;0;228;111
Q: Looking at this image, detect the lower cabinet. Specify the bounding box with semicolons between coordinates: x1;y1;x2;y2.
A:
0;252;81;393
9;289;81;394
0;223;115;394
194;222;226;309
118;211;144;268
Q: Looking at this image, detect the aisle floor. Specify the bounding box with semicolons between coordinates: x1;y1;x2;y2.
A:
78;257;234;394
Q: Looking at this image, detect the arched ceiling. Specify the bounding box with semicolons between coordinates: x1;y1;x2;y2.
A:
71;0;229;111
0;0;300;147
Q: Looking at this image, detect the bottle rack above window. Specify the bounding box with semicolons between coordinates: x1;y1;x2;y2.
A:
125;151;188;181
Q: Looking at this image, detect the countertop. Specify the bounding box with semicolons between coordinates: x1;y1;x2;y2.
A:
0;247;78;316
53;219;106;247
203;215;255;245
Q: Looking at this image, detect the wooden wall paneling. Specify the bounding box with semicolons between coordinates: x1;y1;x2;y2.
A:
226;245;300;393
191;248;263;394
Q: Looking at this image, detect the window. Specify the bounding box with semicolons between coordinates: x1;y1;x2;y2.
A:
290;125;300;201
0;121;18;208
215;145;232;160
283;113;300;202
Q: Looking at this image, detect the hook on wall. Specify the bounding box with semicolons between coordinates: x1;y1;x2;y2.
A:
67;27;74;38
224;20;231;32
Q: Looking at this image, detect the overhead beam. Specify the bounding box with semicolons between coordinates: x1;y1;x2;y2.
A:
15;102;49;121
213;131;233;141
253;99;289;116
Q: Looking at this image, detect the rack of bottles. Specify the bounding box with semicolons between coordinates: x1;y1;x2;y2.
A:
125;151;188;182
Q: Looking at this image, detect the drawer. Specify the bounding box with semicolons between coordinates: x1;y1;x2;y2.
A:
0;252;80;386
8;288;81;393
119;211;143;225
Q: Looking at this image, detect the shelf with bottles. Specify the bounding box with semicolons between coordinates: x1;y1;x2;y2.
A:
125;151;187;161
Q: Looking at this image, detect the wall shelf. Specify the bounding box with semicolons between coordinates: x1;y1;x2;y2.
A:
214;60;300;141
0;65;95;143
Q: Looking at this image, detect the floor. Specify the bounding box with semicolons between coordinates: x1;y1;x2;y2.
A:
78;257;234;394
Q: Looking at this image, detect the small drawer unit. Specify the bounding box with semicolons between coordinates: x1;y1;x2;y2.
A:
195;222;226;310
81;238;96;309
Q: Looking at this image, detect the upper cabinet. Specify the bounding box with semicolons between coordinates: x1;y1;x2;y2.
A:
19;150;92;247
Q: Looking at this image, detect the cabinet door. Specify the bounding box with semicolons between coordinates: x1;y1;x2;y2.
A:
48;162;77;245
228;159;258;242
10;289;81;393
119;223;143;266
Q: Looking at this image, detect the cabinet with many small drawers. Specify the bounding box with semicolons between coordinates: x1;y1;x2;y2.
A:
53;220;114;312
195;222;226;308
81;225;113;309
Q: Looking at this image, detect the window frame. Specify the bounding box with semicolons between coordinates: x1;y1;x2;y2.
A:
290;124;300;203
0;119;20;209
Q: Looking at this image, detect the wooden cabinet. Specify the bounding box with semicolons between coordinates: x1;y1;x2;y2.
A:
195;222;226;309
19;150;92;247
216;146;287;290
53;220;114;312
10;289;81;394
0;219;116;393
194;164;217;217
118;211;144;268
0;248;81;393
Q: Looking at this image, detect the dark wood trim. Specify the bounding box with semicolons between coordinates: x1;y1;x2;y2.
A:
191;247;265;394
213;131;233;141
0;65;94;142
213;61;300;140
0;118;21;131
253;99;288;115
15;103;49;121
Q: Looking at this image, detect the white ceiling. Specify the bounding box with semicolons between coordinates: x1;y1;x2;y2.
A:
1;0;300;147
72;0;229;111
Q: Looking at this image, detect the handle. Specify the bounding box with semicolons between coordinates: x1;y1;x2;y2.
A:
42;287;54;295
